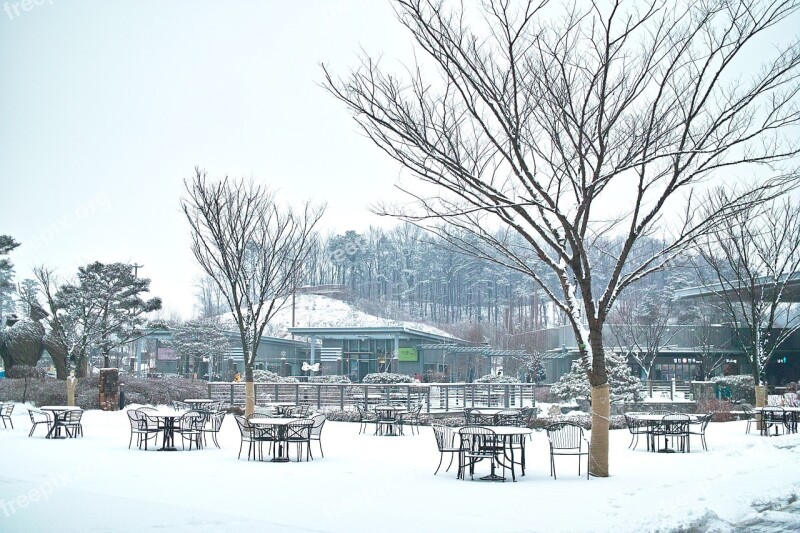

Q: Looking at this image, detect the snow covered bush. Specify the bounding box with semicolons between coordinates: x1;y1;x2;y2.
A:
474;374;520;384
309;375;351;384
252;369;299;383
362;372;414;384
551;351;643;403
711;375;755;403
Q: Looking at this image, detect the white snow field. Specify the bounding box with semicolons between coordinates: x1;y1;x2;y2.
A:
1;406;799;532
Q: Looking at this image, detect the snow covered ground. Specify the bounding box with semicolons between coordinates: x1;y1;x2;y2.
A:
1;405;799;532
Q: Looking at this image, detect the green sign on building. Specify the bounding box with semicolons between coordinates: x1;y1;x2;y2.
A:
397;347;418;362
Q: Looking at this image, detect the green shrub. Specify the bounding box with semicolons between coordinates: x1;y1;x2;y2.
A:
711;375;755;404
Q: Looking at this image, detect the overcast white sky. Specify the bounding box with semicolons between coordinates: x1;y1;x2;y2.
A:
1;0;413;317
2;1;798;320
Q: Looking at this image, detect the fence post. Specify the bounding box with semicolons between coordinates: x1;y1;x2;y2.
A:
670;378;675;401
426;386;431;413
317;385;322;409
406;385;411;409
295;383;300;405
445;385;449;412
340;384;345;411
504;385;510;407
229;384;234;406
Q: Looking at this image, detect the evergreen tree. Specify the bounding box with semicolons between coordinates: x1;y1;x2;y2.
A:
0;235;20;322
552;351;642;403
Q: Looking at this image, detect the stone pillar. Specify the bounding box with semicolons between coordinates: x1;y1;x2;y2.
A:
66;371;77;406
98;368;120;411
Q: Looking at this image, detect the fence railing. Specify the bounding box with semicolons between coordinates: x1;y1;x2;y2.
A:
207;382;538;412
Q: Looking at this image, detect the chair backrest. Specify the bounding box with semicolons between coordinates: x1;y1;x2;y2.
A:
496;409;522;426
546;422;585;449
127;409;142;428
61;410;83;424
0;403;14;416
458;426;497;452
696;413;713;430
661;414;690;433
179;410;203;431
310;413;326;437
763;407;784;423
234;414;253;437
287;419;313;440
432;423;456;451
136;406;156;413
784;393;799;407
29;408;51;424
624;414;641;433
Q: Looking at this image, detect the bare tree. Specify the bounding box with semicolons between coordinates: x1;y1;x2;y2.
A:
694;196;800;393
193;275;227;319
324;0;800;475
181;169;325;416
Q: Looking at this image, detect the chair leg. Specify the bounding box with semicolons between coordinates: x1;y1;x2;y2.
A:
434;453;444;475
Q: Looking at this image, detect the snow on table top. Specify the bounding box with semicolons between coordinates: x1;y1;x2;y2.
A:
1;403;799;532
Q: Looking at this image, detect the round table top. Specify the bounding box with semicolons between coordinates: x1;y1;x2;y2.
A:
143;408;186;418
627;413;699;421
40;406;82;411
249;417;304;425
457;425;531;436
184;399;214;403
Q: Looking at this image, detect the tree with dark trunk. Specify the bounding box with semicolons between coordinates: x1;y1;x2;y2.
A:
324;0;800;476
181;169;325;416
54;262;161;376
693;196;800;393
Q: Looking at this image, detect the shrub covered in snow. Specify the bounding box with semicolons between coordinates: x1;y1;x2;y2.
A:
711;374;755;403
252;369;299;383
551;351;643;403
362;372;414;384
0;375;208;409
309;375;351;384
473;374;520;384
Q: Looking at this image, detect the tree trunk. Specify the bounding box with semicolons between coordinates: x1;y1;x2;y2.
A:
755;384;766;431
590;384;610;477
588;324;609;477
244;364;255;417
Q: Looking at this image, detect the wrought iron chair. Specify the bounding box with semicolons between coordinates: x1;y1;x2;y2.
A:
546;422;589;479
761;407;785;437
309;413;327;459
356;405;378;435
624;413;649;450
495;409;523;427
176;410;204;450
688;413;713;451
0;402;14;428
201;411;226;448
286;419;314;461
739;404;755;434
431;424;461;475
58;409;84;438
127;409;159;450
399;404;423;435
234;414;271;460
28;408;53;437
651;414;690;452
458;426;505;481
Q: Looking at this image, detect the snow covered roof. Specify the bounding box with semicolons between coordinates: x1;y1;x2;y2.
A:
287;326;465;345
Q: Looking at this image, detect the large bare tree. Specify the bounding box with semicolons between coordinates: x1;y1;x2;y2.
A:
181;169;325;416
324;0;800;475
694;196;800;393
